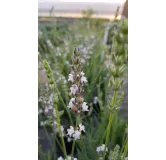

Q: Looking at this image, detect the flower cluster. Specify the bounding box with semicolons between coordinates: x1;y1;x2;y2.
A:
108;18;128;92
96;144;108;153
57;156;77;160
39;93;57;127
68;97;89;113
67;124;85;140
67;48;89;114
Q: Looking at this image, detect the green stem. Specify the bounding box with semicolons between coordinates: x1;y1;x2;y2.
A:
55;87;73;126
103;90;117;159
54;104;68;160
52;130;64;156
121;141;128;160
71;116;79;159
120;135;128;157
71;140;76;159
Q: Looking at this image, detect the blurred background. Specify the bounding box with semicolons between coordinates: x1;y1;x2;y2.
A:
38;0;127;23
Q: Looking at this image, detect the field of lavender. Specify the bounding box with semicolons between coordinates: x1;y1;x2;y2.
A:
38;14;128;160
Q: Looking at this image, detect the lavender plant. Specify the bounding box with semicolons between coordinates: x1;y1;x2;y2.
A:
38;10;128;160
43;60;68;160
102;15;128;160
66;48;89;158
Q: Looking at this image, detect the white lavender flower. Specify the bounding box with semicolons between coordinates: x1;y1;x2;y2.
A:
81;76;88;83
73;130;81;140
81;71;85;76
67;124;84;140
79;71;88;83
57;156;64;160
66;156;77;160
79;124;85;132
82;102;89;111
58;156;77;160
96;144;108;153
68;98;75;109
70;84;78;95
93;97;98;104
96;146;101;153
67;126;75;137
68;74;74;82
101;144;108;151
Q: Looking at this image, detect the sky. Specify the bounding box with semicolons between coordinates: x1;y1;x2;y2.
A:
38;0;125;17
39;0;126;3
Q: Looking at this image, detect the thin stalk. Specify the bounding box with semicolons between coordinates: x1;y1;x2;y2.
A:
120;135;128;156
54;104;68;160
121;141;128;160
55;87;73;126
54;132;63;156
71;116;79;159
55;136;64;153
103;90;117;159
71;140;76;159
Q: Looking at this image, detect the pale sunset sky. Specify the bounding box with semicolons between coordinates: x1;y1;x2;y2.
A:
39;0;126;3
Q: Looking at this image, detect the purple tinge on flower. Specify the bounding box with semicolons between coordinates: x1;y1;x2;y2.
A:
68;98;75;109
72;130;81;140
67;124;85;140
68;74;74;82
96;144;108;153
81;76;88;83
70;84;78;95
